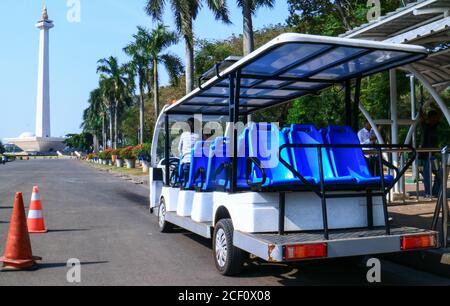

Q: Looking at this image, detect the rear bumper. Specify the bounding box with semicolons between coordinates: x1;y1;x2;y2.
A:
233;227;439;262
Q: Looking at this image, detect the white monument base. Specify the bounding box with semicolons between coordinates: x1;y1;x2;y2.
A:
5;136;65;153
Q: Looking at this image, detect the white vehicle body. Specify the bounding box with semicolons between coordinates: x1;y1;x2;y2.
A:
148;33;439;274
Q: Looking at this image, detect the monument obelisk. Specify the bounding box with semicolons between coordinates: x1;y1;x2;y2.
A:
5;6;64;153
35;5;53;138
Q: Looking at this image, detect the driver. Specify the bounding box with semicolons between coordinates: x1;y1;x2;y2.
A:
178;118;201;185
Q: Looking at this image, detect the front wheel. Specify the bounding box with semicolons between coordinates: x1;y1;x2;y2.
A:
158;198;174;233
213;219;245;276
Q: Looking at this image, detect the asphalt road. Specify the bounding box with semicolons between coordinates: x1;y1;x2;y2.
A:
0;159;449;286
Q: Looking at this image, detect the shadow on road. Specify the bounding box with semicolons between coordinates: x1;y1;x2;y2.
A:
0;207;13;210
0;261;109;273
115;190;148;207
48;229;90;233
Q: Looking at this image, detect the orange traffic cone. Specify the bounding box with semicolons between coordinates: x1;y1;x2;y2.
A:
0;193;41;269
27;186;48;233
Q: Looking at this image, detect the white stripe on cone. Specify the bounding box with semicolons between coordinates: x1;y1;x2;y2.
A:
31;193;41;201
28;210;43;219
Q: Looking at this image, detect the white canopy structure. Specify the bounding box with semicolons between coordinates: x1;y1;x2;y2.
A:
341;0;450;194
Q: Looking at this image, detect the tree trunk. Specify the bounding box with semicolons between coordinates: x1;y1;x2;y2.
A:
114;101;119;149
109;106;113;149
184;19;194;94
153;59;160;118
335;0;351;31
139;84;145;144
102;113;106;150
243;1;254;56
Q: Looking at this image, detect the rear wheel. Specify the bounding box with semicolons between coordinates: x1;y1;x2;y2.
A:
158;198;173;233
213;219;245;276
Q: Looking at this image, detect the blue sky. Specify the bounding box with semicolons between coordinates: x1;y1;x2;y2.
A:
0;0;289;140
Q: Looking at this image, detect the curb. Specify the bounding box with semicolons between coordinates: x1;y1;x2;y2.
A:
385;248;450;278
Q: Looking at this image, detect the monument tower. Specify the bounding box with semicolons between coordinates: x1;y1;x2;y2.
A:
5;5;64;153
35;5;53;138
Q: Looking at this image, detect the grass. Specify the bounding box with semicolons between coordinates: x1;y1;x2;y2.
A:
88;162;147;177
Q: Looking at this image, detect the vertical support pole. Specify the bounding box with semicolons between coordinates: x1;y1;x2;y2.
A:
345;80;352;128
442;147;448;247
353;78;361;132
228;72;240;193
410;75;418;184
164;113;170;187
279;192;286;235
228;73;235;193
378;148;391;235
390;69;399;194
317;148;329;240
367;190;374;229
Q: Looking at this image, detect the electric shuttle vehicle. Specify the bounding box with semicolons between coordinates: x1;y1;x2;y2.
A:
149;33;439;275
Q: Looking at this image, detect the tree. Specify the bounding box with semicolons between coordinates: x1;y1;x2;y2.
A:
81;87;105;151
124;30;151;144
237;0;275;56
286;0;402;36
97;57;131;148
145;0;231;94
0;141;5;155
64;133;94;152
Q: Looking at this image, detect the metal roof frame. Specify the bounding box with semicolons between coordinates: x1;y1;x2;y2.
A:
164;33;427;116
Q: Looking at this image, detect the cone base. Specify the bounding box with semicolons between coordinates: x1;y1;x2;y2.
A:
29;228;48;234
0;256;41;270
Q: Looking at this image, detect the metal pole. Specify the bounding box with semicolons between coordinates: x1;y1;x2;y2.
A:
442;147;448;247
390;69;399;194
164;113;170;186
345;80;352;127
410;75;418;185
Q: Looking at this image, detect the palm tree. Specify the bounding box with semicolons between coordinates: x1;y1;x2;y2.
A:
147;25;184;117
124;35;150;144
237;0;275;56
145;0;231;94
99;77;115;148
97;57;130;148
81;88;105;151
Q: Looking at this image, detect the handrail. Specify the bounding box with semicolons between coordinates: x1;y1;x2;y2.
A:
278;143;417;195
246;157;267;191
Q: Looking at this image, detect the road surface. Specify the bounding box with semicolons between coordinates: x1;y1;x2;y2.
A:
0;160;448;286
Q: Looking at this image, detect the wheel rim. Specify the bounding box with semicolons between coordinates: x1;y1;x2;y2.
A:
159;203;166;228
215;228;227;268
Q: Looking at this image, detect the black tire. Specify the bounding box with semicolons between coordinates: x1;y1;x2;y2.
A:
213;219;245;276
158;198;174;233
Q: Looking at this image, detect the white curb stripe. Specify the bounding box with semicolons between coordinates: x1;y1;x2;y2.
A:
31;193;41;201
28;210;43;219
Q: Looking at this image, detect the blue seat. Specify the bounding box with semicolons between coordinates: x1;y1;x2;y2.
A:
204;137;230;191
186;141;212;190
203;135;250;191
322;125;394;185
247;123;316;188
287;125;356;185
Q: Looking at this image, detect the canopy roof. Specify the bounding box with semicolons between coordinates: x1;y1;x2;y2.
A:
341;0;449;40
165;33;427;116
340;0;450;90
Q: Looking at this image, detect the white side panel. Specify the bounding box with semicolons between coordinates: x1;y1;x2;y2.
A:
191;193;214;223
213;192;385;233
161;187;180;212
149;168;163;209
177;190;196;217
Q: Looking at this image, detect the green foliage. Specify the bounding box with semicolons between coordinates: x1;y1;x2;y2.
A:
64;133;94;152
0;141;5;154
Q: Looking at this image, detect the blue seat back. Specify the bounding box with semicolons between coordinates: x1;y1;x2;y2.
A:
248;123;295;184
186;141;212;189
204;137;230;191
323;126;372;178
288;124;335;180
